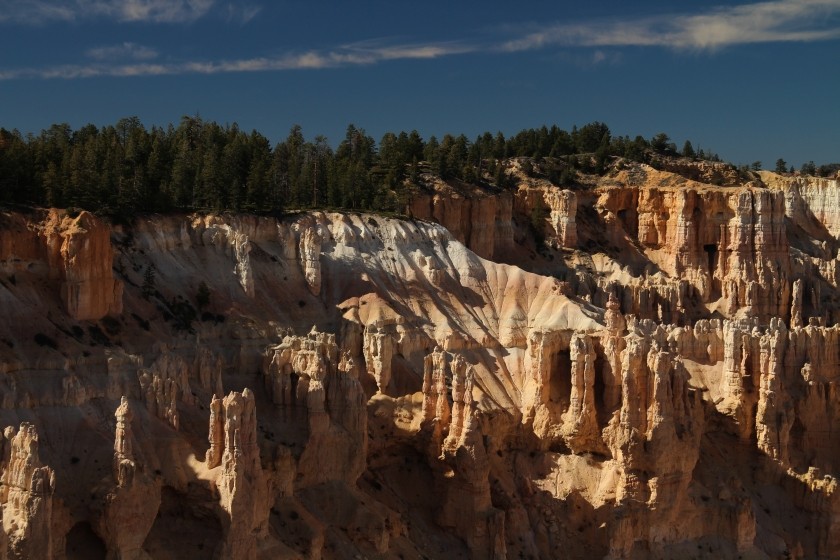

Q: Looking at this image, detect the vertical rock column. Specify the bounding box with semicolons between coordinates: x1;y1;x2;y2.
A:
137;352;192;430
612;335;651;505
299;227;323;296
602;292;626;411
547;189;578;248
216;389;269;560
561;333;602;453
101;397;161;560
113;396;135;484
436;355;506;560
363;325;395;394
755;319;793;465
791;278;804;328
41;210;123;321
719;320;758;440
0;423;55;560
423;346;451;426
444;356;473;453
206;395;224;469
421;347;452;455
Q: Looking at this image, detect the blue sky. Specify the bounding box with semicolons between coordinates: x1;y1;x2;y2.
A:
1;0;839;168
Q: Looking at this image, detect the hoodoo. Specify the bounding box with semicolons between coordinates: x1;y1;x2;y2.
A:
1;156;840;559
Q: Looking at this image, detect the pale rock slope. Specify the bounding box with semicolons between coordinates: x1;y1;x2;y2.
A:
0;161;839;559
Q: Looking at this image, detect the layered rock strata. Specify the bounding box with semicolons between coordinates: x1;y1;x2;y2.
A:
1;165;840;559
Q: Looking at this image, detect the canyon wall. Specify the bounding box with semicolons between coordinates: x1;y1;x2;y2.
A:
0;164;839;558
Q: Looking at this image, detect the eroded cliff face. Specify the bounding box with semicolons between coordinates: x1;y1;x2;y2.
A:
597;178;790;321
1;163;840;559
409;178;516;261
0;209;122;321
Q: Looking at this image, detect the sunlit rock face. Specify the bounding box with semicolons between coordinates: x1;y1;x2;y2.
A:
3;163;840;559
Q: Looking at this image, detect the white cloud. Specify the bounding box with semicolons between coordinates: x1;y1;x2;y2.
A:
0;0;220;24
2;1;840;80
86;42;159;61
0;1;77;23
0;39;475;80
501;0;840;52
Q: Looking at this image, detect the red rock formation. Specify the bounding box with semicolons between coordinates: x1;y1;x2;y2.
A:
216;389;269;560
265;331;367;486
421;346;451;454
113;396;134;483
443;355;473;452
597;177;790;321
0;424;55;560
602;329;705;558
41;210;122;320
100;397;161;559
418;347;506;559
547;188;578;248
409;185;515;260
205;394;224;469
137;350;191;430
791;278;804;328
298;226;323;296
363;323;395;394
717;318;840;479
601;292;627;411
515;185;578;248
0;209;122;321
3;190;840;558
560;333;601;453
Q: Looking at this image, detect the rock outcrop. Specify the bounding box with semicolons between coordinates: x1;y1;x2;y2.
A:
41;210;123;321
214;389;269;560
419;347;506;559
265;330;367;486
598;180;790;321
560;333;600;453
3;162;840;559
100;397;161;560
409;183;515;260
137;351;191;430
0;424;55;560
298;226;323;296
0;209;122;321
363;324;396;394
514;183;578;249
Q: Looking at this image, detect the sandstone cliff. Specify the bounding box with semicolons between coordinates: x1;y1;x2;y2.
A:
1;162;840;559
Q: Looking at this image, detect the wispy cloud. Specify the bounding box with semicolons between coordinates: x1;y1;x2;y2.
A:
0;0;220;24
225;2;260;24
100;0;216;23
2;0;840;80
0;40;474;80
86;42;159;61
0;1;77;24
502;0;840;52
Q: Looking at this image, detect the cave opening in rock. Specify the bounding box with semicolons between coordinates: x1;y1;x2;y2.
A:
549;349;572;414
617;208;639;238
65;521;106;560
593;350;609;427
703;244;718;275
704;243;721;299
290;371;300;404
